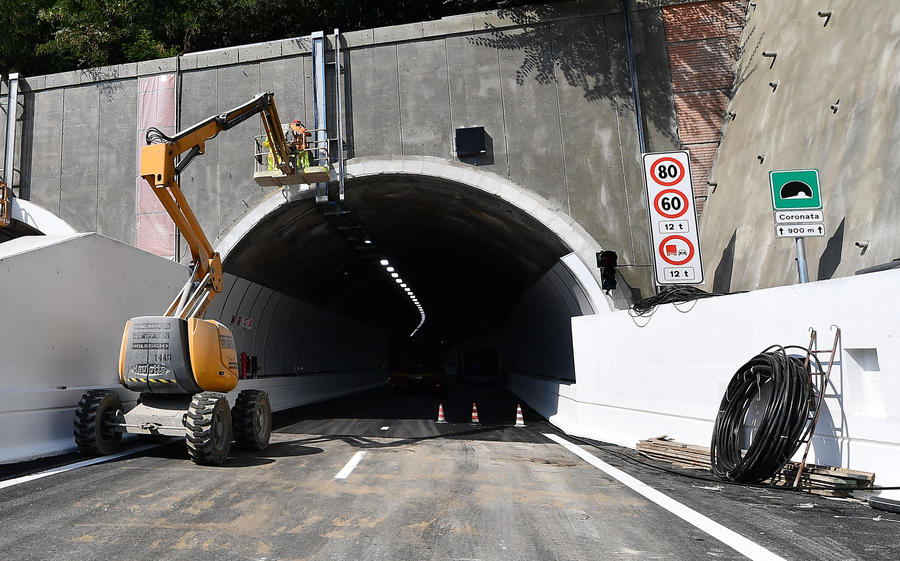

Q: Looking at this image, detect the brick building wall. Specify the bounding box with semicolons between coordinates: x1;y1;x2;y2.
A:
662;0;747;219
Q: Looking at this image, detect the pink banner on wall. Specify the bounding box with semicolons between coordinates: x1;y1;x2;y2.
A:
136;74;177;259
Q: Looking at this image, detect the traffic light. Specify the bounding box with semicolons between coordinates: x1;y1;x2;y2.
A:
596;250;618;291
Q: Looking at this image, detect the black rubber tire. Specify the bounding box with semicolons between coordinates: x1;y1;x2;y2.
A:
185;392;232;466
74;390;123;456
232;390;272;451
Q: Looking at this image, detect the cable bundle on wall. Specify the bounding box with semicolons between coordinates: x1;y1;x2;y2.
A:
630;286;725;316
710;346;820;483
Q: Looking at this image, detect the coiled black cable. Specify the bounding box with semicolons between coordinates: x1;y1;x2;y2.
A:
710;346;820;483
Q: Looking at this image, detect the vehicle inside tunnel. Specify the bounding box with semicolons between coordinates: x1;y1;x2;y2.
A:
222;170;594;386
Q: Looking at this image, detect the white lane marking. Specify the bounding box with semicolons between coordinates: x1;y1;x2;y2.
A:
544;433;786;561
334;451;367;480
0;444;159;490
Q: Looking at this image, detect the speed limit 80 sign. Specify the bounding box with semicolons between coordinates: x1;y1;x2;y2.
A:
642;151;704;285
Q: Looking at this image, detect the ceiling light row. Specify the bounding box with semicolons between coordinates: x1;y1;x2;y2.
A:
379;258;425;337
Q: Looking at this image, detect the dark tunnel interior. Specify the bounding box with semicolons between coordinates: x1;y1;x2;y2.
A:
224;175;570;341
222;173;588;384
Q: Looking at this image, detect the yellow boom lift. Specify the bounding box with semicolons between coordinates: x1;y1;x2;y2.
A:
74;92;297;465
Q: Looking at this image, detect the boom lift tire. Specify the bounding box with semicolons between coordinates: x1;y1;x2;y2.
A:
74;390;123;456
185;392;232;466
232;390;272;451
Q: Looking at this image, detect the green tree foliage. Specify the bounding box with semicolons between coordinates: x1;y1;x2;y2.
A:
36;1;174;70
0;0;54;76
1;0;545;77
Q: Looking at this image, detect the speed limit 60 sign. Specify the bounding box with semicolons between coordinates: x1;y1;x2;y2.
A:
642;151;704;285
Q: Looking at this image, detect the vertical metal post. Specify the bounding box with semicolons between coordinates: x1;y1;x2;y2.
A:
174;59;182;262
4;73;20;187
311;31;328;203
334;28;345;202
796;237;809;283
621;2;646;155
622;1;658;296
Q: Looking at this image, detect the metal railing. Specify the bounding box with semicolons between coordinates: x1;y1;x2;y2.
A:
253;126;330;176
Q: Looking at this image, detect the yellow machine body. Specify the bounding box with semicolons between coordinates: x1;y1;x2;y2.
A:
188;318;239;392
119;316;238;394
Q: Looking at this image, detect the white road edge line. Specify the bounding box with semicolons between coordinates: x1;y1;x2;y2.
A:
544;433;786;561
0;443;161;491
334;451;367;480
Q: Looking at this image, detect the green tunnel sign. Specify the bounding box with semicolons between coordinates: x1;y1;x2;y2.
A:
770;169;822;211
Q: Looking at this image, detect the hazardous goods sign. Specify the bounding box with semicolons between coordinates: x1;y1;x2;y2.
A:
642;151;704;285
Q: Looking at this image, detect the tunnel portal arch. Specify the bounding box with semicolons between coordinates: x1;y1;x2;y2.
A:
218;155;613;311
215;156;618;382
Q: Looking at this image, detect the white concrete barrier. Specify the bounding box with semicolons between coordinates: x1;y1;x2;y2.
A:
514;268;900;496
0;233;386;464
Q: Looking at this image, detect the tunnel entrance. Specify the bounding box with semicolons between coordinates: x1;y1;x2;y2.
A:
218;157;606;386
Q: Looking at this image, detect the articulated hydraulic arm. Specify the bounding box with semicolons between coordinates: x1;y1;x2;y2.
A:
140;92;291;319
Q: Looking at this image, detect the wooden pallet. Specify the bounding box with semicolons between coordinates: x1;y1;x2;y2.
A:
636;436;874;495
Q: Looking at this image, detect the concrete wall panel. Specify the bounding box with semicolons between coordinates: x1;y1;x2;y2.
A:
554;17;636;266
497;26;566;209
261;292;288;374
59;85;100;232
228;278;263;352
606;14;656;292
447;34;508;176
97;79;138;244
246;287;275;360
259;56;307;121
218;275;252;343
205;273;236;320
0;235;385;463
0;233;185;391
178;69;220;257
25;89;64;215
397;39;452;158
501;257;593;381
215;64;262;235
17;2;692;295
347;44;402;157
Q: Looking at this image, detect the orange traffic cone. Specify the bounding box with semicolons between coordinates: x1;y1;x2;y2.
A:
436;402;448;424
470;403;480;424
515;404;526;427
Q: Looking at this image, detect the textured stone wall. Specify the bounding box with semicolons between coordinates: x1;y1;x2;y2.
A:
700;0;900;292
662;0;747;218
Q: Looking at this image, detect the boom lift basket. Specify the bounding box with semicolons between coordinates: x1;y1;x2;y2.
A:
253;125;332;186
0;180;10;228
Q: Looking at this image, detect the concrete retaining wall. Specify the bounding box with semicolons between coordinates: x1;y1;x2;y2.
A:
513;268;900;497
1;1;689;295
701;0;900;291
0;232;386;464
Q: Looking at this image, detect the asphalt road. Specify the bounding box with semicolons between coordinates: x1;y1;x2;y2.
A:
1;384;898;561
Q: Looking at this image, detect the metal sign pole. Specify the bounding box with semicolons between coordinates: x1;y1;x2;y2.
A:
4;73;20;187
795;237;809;283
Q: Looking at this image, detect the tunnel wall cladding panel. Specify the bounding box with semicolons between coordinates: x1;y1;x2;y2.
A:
0;236;387;463
501;258;589;381
97;79;139;245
